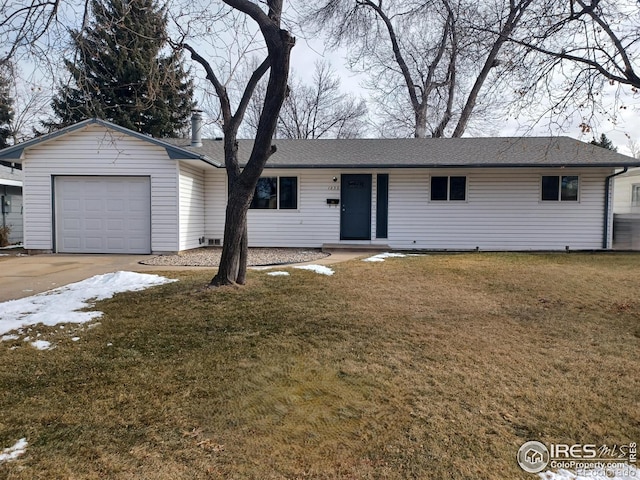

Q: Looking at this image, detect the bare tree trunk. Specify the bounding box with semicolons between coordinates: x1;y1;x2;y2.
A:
209;0;295;286
237;223;248;284
183;2;293;287
415;108;428;138
212;188;252;285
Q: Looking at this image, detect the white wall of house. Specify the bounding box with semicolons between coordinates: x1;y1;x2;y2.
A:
613;168;640;214
388;167;609;250
204;169;226;245
205;166;613;250
1;184;23;244
178;163;206;251
22;125;180;253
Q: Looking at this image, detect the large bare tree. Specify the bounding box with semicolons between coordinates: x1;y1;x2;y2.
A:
181;0;295;286
304;0;535;138
503;0;640;131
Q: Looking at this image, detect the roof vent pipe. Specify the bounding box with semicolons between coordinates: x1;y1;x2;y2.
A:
191;110;203;147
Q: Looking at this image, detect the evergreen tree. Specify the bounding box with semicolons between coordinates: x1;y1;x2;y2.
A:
0;67;14;148
590;133;617;152
46;0;194;137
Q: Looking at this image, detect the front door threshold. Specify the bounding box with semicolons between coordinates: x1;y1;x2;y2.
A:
322;243;391;252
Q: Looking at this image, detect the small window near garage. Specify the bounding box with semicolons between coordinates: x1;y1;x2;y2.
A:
541;175;579;201
250;176;298;210
632;184;640;206
430;176;466;201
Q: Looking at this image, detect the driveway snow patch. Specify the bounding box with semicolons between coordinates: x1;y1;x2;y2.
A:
0;271;177;335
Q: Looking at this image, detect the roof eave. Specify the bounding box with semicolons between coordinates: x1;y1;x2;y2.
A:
259;162;640;169
0;118;221;167
0;179;22;187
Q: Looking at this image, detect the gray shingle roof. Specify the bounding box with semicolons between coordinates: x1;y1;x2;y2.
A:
163;136;640;168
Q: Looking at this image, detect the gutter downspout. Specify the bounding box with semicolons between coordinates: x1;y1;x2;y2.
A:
603;167;628;249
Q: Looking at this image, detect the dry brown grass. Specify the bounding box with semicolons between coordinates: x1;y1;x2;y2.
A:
0;253;639;479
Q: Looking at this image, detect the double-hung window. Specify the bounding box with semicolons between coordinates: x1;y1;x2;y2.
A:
541;175;579;201
430;176;467;201
249;176;298;210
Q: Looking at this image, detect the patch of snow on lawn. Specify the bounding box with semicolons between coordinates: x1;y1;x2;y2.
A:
0;271;177;336
267;271;290;276
0;438;27;463
30;340;53;350
362;252;407;262
1;334;19;342
293;265;334;276
539;465;639;480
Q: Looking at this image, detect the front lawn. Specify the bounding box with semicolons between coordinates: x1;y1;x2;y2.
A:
1;253;638;479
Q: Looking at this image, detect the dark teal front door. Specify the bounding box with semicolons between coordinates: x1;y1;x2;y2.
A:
341;174;372;240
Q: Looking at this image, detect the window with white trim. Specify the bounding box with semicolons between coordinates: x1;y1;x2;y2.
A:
430;176;466;201
249;176;298;209
541;175;579;201
632;184;640;206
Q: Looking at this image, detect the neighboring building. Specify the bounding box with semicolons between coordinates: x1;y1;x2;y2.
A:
613;167;640;249
0;163;23;244
0;118;638;254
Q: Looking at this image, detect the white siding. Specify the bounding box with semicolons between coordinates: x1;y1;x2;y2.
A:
387;168;610;250
247;169;343;247
178;163;206;251
205;167;613;250
613;168;640;214
204;169;227;243
22;125;179;253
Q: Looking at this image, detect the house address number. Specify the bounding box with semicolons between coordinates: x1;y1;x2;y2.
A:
328;186;339;191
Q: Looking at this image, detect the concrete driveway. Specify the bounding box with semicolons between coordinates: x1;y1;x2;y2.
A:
0;254;186;302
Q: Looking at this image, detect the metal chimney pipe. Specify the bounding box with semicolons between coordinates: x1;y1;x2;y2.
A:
191;110;203;147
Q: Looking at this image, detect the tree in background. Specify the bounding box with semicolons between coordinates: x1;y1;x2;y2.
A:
504;0;640;132
45;0;194;137
244;61;367;139
304;0;535;138
0;65;14;148
591;133;617;151
627;140;640;159
279;62;367;139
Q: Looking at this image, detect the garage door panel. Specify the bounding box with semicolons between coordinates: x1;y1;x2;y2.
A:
85;219;103;231
106;237;125;250
63;218;81;230
107;199;125;213
85;236;105;249
86;199;104;212
107;218;124;229
55;176;151;254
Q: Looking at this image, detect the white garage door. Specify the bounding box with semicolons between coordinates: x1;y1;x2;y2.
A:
55;176;151;254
